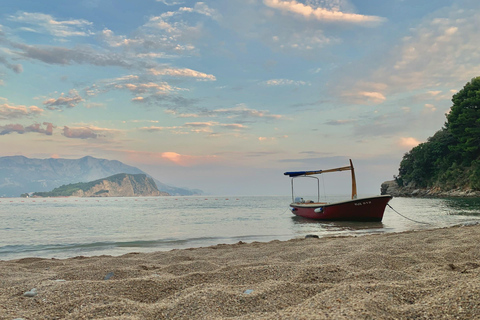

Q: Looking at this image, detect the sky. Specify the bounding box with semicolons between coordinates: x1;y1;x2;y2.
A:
1;0;480;196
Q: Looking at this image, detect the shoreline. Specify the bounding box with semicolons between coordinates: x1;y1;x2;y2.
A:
2;224;480;319
381;180;480;198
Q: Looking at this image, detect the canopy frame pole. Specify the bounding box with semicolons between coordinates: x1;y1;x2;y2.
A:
290;175;320;203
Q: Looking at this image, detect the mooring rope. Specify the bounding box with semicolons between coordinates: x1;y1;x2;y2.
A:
387;203;432;225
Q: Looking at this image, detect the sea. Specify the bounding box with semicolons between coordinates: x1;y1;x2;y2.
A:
1;195;480;261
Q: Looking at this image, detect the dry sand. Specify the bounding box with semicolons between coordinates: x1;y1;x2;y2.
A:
1;224;480;320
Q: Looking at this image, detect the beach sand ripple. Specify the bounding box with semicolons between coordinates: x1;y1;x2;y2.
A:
1;225;480;319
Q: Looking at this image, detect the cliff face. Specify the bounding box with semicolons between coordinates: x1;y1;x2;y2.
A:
72;174;168;197
381;180;480;198
34;174;169;197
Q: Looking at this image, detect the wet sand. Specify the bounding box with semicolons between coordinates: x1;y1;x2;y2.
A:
1;224;480;319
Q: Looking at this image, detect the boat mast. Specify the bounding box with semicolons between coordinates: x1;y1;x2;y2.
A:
349;159;357;199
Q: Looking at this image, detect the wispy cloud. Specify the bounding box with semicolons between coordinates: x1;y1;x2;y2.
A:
157;0;184;6
211;105;283;119
8;12;93;37
262;78;309;86
168;104;283;120
43;90;84;109
264;0;386;25
0;55;23;73
10;42;133;67
325;119;358;126
149;67;216;80
180;2;220;20
139;121;247;135
342;5;480;104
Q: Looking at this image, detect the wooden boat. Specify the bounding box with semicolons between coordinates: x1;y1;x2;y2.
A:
284;159;392;221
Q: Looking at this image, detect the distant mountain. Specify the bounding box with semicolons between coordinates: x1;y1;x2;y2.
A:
0;156;202;197
32;173;168;197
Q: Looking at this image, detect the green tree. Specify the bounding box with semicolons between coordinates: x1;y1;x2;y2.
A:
397;77;480;190
445;77;480;165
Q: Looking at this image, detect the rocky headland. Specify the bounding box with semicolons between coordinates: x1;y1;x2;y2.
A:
381;180;480;198
0;155;201;197
32;173;168;197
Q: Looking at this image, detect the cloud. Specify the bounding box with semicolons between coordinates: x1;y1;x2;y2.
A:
264;0;386;25
0;122;54;135
161;151;218;166
10;42;132;67
43;90;84;109
122;149;219;166
139;121;247;134
157;0;184;5
138;126;177;132
127;3;219;54
165;104;283;121
343;5;480;102
0;56;23;73
209;104;283;120
132;97;145;102
117;81;174;95
98;27;196;55
85;102;105;108
424;103;437;112
220;123;247;129
339;80;388;105
87;74;184;103
258;135;288;142
0;103;43;119
149;67;216;80
184;122;214;133
325;119;357;125
164;110;200;118
180;2;221;20
262;79;309;86
399;137;420;148
61;124;121;139
356;91;386;104
8;12;93;37
63;126;97;139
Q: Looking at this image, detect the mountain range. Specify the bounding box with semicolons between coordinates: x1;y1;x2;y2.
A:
0;156;202;197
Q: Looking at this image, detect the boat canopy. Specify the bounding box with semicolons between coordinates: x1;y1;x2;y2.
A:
284;165;352;177
284;160;358;200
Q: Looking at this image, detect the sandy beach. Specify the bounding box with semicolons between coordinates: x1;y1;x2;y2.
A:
1;224;480;319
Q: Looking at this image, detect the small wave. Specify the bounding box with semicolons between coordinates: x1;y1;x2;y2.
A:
0;235;279;260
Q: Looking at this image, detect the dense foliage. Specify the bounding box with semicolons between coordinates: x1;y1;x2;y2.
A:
397;77;480;190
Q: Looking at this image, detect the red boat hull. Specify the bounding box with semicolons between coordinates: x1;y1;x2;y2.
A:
290;195;392;221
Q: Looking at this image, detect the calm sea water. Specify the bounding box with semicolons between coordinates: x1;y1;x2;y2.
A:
1;195;480;260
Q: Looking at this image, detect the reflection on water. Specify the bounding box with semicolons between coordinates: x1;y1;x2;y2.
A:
443;198;480;216
291;215;384;230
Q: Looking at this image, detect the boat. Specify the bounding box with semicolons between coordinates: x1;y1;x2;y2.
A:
284;159;392;221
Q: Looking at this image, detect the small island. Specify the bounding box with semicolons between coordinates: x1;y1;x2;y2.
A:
30;173;169;197
382;77;480;197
